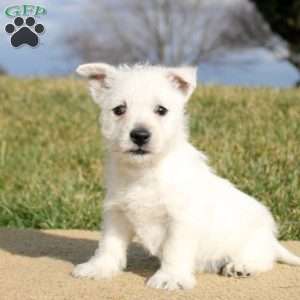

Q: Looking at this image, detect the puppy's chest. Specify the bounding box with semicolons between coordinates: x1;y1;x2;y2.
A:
112;179;169;254
121;183;167;223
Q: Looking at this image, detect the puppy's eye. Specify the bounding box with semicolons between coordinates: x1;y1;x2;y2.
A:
112;104;127;116
154;105;168;116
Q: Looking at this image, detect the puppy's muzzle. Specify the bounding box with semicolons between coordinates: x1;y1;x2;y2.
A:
130;127;151;146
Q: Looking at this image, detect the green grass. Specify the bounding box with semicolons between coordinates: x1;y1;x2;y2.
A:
0;77;299;239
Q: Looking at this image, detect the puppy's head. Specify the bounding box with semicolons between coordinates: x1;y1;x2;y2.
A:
77;63;197;165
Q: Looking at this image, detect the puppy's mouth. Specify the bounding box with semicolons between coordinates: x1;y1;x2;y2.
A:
127;148;150;155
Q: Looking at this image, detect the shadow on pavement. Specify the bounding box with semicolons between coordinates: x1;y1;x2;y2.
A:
0;229;160;278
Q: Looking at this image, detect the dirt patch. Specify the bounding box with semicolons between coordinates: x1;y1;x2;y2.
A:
0;229;299;300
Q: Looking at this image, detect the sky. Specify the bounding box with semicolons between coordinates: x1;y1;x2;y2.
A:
0;0;299;87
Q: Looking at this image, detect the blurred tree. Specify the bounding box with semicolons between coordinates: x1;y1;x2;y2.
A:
0;66;7;75
251;0;300;70
66;0;275;65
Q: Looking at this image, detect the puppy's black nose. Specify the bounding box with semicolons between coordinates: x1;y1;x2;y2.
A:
130;128;151;146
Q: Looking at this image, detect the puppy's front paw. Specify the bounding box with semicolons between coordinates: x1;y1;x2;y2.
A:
147;270;196;290
72;257;122;279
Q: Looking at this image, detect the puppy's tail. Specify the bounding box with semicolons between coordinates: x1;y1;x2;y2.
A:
276;242;300;266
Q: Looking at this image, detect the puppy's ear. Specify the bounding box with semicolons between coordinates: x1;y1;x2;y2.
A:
167;66;197;100
76;63;116;105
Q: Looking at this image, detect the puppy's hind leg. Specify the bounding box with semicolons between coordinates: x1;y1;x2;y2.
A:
220;261;254;278
220;231;276;278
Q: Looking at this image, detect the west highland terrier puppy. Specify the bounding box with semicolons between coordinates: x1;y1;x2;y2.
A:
72;63;300;290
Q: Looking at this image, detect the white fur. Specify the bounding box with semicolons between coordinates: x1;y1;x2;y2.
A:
72;63;300;290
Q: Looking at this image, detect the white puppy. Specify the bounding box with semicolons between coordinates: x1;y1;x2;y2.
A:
72;63;300;290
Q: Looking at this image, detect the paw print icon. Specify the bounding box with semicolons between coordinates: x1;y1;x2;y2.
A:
5;17;45;47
